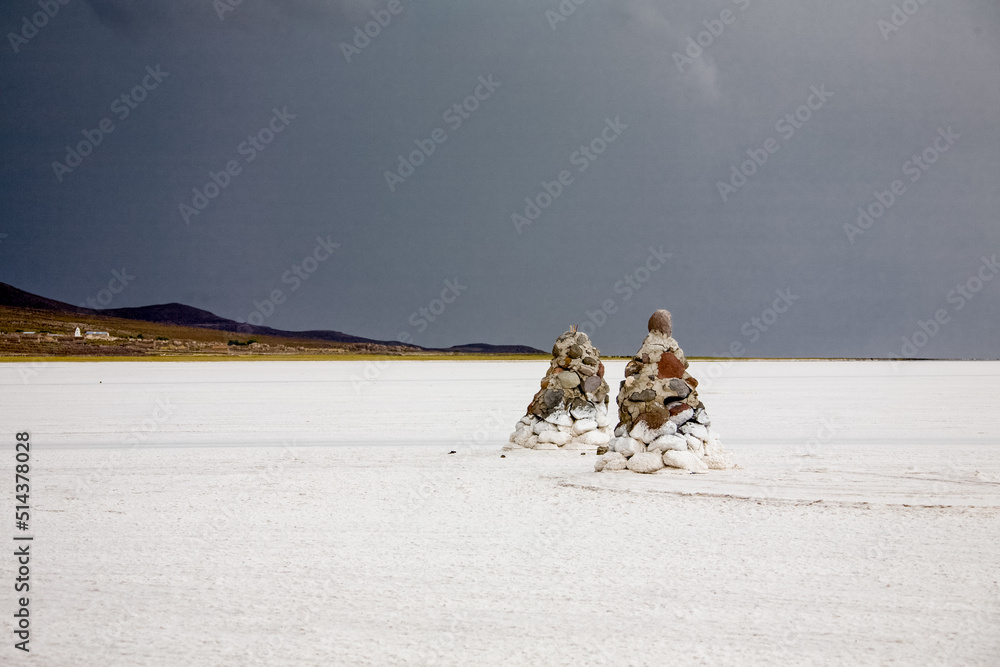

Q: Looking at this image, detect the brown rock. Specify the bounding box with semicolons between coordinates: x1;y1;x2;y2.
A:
656;352;685;379
647;309;673;335
667;401;693;417
637;408;670;430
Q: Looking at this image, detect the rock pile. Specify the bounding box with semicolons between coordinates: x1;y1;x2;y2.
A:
595;309;736;473
507;329;614;451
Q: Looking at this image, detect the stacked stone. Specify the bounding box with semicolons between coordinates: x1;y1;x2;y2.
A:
507;329;614;451
595;310;736;473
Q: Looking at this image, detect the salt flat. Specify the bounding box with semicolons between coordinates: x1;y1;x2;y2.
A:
1;360;999;665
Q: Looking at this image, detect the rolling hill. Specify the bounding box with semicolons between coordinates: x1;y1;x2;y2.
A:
0;282;543;357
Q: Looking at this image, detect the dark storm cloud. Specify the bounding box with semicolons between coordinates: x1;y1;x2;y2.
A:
0;0;998;358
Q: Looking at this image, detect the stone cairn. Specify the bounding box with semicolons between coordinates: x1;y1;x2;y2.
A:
507;328;614;451
595;309;736;473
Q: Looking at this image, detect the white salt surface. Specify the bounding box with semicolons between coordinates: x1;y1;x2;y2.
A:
2;360;999;665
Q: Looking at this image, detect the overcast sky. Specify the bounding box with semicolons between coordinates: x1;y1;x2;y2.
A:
1;0;998;357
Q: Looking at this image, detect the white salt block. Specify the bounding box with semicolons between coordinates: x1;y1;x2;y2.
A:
614;424;628;437
704;451;735;470
595;452;627;472
680;422;709;441
544;411;574;427
703;438;723;458
684;434;704;456
630;420;676;444
627;452;665;474
532;420;556;435
510;427;533;448
695;409;711;425
647;434;688;453
572;419;598;435
538;430;571;446
702;438;735;469
611;436;643;459
570;404;597;420
578;429;610;446
668;407;695;426
662;449;708;471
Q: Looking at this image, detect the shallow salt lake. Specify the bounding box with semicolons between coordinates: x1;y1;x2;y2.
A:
1;360;999;665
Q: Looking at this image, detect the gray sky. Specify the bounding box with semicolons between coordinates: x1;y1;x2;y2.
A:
1;0;998;357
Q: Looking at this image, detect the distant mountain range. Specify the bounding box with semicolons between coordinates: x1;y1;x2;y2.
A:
0;282;544;355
